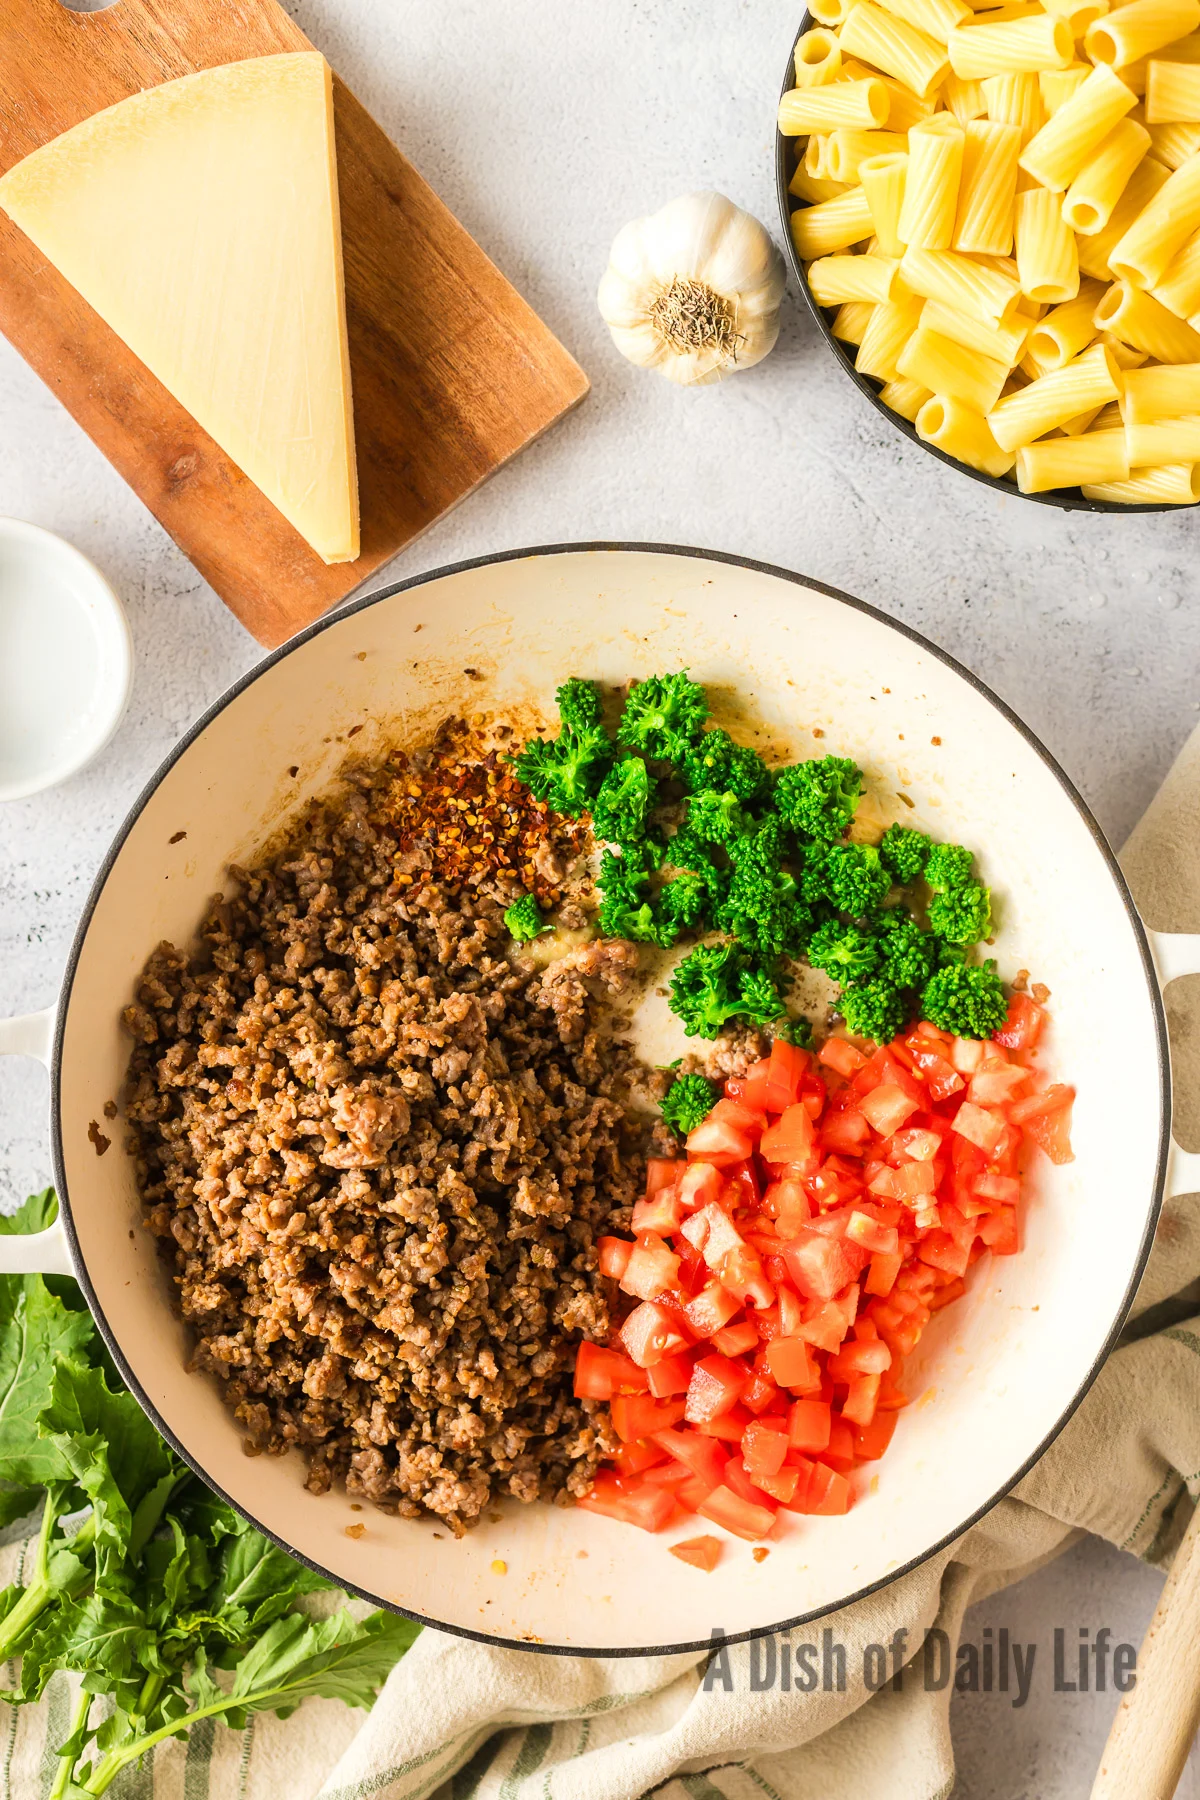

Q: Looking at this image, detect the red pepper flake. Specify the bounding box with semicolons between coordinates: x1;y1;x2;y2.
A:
373;719;586;904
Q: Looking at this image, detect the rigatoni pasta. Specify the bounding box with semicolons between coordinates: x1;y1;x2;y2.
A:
783;0;1200;501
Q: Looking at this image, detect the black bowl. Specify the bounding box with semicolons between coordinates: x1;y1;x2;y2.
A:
774;17;1176;513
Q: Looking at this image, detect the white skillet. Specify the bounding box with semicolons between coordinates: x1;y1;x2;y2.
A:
1;544;1196;1655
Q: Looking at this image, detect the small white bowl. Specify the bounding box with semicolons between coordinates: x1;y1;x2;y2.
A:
0;519;133;801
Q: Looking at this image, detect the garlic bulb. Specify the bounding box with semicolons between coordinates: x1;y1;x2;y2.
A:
598;191;786;386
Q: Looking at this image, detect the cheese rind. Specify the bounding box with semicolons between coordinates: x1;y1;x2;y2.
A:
0;53;359;564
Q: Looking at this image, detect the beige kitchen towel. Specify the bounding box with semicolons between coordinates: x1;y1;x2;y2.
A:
5;725;1200;1800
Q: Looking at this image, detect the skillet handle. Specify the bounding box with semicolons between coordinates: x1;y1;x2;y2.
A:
1149;931;1200;1201
1090;931;1200;1800
0;1006;72;1278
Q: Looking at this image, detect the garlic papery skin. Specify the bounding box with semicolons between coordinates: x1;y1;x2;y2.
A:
598;192;786;386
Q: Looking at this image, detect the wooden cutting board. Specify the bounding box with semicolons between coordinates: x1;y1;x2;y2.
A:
0;0;589;647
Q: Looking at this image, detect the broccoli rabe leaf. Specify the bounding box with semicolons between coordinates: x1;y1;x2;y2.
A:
591;756;656;845
659;1074;718;1136
617;672;709;762
774;755;863;842
513;727;613;817
669;944;787;1040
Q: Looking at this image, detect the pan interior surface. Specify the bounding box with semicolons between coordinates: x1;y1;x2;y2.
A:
55;547;1164;1652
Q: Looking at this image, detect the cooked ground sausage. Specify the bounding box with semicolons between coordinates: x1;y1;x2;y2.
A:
123;771;654;1534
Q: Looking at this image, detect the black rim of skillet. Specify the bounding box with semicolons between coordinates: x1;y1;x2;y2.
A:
775;17;1178;514
50;542;1171;1658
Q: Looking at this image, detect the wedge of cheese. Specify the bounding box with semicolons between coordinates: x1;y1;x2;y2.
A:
0;54;359;564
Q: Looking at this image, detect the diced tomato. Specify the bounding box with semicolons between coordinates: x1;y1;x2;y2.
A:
763;1177;812;1227
860;1084;920;1136
724;1457;780;1512
697;1484;777;1541
642;1458;694;1487
651;1426;728;1491
632;1188;684;1235
1011;1085;1074;1163
598;1236;633;1280
951;1102;1007;1154
819;1414;857;1471
579;1471;676;1532
669;1534;724;1571
843;1372;881;1426
681;1203;745;1271
620;1300;691;1369
729;1056;773;1110
760;1103;817;1166
865;1250;903;1296
846;1210;899;1255
742;1417;789;1480
761;1039;811;1111
829;1338;891;1380
678;1161;724;1213
647;1351;697;1398
994;992;1045;1051
682;1279;742;1337
612;1438;670;1476
574;1341;648;1400
684;1354;747;1425
740;1367;780;1415
777;1281;805;1338
620;1232;681;1302
675;1474;712;1512
645;1158;685;1197
697;1403;753;1443
819;1107;871;1154
717;1244;776;1311
968;1063;1030;1107
765;1336;821;1392
978;1206;1019;1254
787;1397;832;1454
610;1393;687;1442
783;1224;869;1301
794;1461;853;1515
712;1320;759;1357
686;1098;763;1165
819;1036;867;1078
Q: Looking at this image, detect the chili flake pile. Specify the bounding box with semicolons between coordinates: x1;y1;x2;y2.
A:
374;721;588;903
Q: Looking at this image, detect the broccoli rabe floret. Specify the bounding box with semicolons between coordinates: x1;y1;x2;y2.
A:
686;788;756;846
597;846;674;947
775;1014;815;1049
924;842;992;944
668;943;788;1039
872;906;940;988
591;756;656;845
555;677;604;733
617;671;709;762
802;842;891;917
808;917;881;983
513;726;613;816
921;958;1008;1038
774;755;863;842
504;893;551;943
657;868;710;933
679;729;770;803
716;818;812;958
879;823;933;883
838;975;910;1045
655;833;724;936
660;1073;718;1136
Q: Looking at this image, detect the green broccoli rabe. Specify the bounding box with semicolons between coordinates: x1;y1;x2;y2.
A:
802;842;891;917
872;906;940;988
679;729;770;803
716;818;812;958
838;975;911;1045
808;917;881;983
660;1073;718;1136
617;671;709;762
686;788;756;846
597;846;674;947
513;726;613;816
504;893;551;943
921;959;1008;1038
880;822;933;883
591;756;657;844
774;755;863;842
657;868;711;933
555;677;604;732
924;842;993;945
668;943;788;1039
